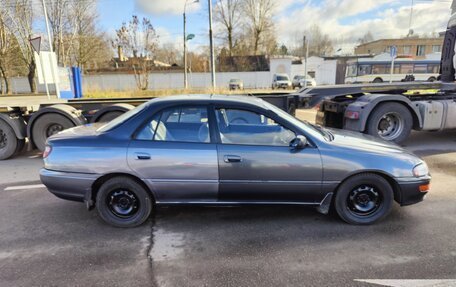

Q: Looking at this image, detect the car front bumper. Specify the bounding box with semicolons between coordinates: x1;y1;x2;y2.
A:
40;168;98;204
397;176;431;206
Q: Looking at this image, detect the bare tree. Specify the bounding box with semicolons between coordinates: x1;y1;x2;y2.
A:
0;11;15;94
69;0;111;70
2;0;37;93
47;0;71;65
304;25;334;57
115;16;158;90
214;0;242;57
243;0;275;55
358;31;374;44
155;43;181;66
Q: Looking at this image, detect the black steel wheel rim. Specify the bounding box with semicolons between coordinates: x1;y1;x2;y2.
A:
107;189;140;218
46;124;64;137
347;185;382;216
0;129;6;149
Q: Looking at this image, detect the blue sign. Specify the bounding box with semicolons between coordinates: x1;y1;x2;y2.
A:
390;46;397;59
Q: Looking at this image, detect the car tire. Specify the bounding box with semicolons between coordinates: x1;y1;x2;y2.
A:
0;119;18;160
96;177;153;228
288;103;297;116
366;102;413;144
32;113;75;151
97;111;124;123
335;173;394;225
373;77;383;83
15;139;26;155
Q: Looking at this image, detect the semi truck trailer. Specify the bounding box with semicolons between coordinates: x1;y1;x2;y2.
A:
300;13;456;144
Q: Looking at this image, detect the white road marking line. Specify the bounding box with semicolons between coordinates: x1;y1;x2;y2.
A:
4;184;46;191
355;279;456;287
28;155;41;159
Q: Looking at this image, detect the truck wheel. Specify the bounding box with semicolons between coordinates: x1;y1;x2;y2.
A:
15;139;26;155
32;113;75;152
373;78;383;83
366;103;413;143
0;119;18;160
335;173;393;225
97;111;124;123
96;177;153;228
428;77;437;82
288;103;297;116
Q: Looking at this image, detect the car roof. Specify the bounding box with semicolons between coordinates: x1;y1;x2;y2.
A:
149;94;269;109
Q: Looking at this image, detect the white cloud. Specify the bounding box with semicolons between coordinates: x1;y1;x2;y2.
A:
155;26;183;50
276;0;451;47
135;0;201;15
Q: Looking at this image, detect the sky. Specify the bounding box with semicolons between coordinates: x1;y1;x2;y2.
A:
97;0;453;53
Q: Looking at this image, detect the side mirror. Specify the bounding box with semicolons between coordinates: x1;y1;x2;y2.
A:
290;135;308;149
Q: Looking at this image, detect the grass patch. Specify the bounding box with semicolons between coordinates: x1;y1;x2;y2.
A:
84;88;281;99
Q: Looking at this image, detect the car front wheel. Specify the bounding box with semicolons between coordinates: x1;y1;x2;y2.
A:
96;177;153;228
335;173;393;225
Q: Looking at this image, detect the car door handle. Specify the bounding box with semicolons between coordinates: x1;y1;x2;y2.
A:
224;155;242;163
135;153;151;160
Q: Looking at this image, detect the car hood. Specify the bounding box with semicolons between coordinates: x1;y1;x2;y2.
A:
326;128;418;158
48;123;104;141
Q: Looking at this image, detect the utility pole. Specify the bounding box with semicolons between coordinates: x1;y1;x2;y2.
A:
303;36;309;88
208;0;216;89
41;0;61;98
183;0;198;90
407;0;414;37
184;12;188;89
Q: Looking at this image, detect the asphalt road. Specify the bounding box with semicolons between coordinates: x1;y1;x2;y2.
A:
1;112;456;286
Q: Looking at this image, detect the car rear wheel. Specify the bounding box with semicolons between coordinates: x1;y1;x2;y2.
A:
96;177;153;228
335;173;393;225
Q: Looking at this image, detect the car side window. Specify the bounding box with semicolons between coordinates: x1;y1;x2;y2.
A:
136;106;210;143
215;108;296;146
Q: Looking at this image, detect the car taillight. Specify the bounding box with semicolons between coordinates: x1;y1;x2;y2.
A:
43;145;52;158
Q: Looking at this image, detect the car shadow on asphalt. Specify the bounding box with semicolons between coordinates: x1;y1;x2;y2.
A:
150;203;412;240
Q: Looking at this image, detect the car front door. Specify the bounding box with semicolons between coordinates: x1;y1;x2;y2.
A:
127;105;218;203
215;107;323;203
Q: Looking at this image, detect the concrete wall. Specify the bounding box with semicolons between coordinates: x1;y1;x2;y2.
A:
2;58;338;94
83;72;273;91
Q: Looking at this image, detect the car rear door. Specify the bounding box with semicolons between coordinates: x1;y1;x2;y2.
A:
127;105;219;203
214;106;323;203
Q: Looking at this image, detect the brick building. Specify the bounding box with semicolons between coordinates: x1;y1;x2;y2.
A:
354;37;444;59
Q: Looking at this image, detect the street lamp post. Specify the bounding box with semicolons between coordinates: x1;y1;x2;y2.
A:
208;0;216;89
184;0;199;90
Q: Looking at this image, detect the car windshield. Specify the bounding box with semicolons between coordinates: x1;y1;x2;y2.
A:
264;102;333;141
276;76;288;81
294;76;304;80
97;101;149;132
230;79;241;83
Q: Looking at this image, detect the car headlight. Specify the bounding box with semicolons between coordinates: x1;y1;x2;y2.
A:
413;162;429;177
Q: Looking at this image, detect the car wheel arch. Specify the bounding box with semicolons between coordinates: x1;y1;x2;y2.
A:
91;173;156;205
332;170;401;204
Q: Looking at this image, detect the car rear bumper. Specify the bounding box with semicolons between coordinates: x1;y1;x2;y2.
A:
40;168;98;203
397;176;431;206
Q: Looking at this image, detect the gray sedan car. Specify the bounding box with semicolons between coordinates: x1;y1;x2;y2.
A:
40;95;430;227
